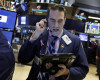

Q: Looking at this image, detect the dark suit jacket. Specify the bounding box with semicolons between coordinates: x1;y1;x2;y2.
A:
18;29;89;80
0;31;15;80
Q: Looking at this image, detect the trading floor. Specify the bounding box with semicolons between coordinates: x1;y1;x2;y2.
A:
13;63;99;80
0;0;100;80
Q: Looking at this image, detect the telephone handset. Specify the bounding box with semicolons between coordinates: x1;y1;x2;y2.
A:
45;18;48;28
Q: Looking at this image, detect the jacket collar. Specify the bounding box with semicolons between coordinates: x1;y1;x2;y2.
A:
57;29;72;53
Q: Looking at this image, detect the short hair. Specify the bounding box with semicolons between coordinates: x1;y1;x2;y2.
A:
47;5;67;18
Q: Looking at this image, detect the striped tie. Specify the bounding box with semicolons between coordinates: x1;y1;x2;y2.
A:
49;36;58;53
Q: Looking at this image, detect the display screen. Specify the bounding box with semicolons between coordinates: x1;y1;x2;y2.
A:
31;3;48;12
87;24;98;29
94;35;100;38
79;33;88;41
21;27;29;34
31;15;46;26
1;30;13;44
18;15;29;25
18;15;46;26
64;19;85;32
0;9;17;29
74;10;87;21
85;22;99;34
21;16;26;25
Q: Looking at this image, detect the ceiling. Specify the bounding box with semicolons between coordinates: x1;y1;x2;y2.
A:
69;0;100;22
72;0;100;14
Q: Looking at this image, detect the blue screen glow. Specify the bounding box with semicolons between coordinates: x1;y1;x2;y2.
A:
79;33;88;41
0;10;17;29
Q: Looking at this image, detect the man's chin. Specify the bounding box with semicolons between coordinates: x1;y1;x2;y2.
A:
51;32;59;37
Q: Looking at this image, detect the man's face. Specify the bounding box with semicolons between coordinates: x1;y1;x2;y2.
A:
48;10;66;37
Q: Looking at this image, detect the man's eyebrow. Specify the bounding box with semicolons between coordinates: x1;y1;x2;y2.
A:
49;18;64;21
58;19;63;21
50;18;55;20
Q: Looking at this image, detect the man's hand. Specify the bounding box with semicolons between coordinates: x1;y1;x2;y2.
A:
29;19;47;42
54;64;69;77
45;63;53;69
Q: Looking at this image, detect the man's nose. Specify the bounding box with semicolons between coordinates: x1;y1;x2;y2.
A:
54;22;59;27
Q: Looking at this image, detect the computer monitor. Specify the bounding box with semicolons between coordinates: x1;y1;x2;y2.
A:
87;24;98;29
31;15;46;26
94;35;100;38
18;15;29;25
0;9;17;30
1;30;13;44
21;27;29;34
64;19;85;32
85;22;99;34
18;15;46;26
79;33;88;41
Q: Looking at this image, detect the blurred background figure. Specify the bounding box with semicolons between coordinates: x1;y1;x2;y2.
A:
96;39;100;80
0;30;15;80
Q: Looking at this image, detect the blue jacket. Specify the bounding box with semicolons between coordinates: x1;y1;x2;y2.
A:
18;29;89;80
0;31;15;80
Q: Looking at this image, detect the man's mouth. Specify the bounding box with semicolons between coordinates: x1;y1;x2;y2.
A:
53;29;59;32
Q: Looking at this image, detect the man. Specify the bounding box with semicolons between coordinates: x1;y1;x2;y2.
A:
18;5;89;80
0;30;15;80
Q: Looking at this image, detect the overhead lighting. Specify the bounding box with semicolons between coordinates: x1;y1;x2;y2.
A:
88;16;100;20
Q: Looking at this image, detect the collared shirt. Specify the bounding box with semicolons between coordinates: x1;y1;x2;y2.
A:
45;29;63;54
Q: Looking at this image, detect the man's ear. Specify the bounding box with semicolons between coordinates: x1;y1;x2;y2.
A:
64;18;66;21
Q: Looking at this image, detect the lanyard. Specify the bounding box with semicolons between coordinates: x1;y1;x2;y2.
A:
48;39;61;54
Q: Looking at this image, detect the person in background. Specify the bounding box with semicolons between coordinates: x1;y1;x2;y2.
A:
18;5;89;80
0;30;15;80
96;40;100;80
